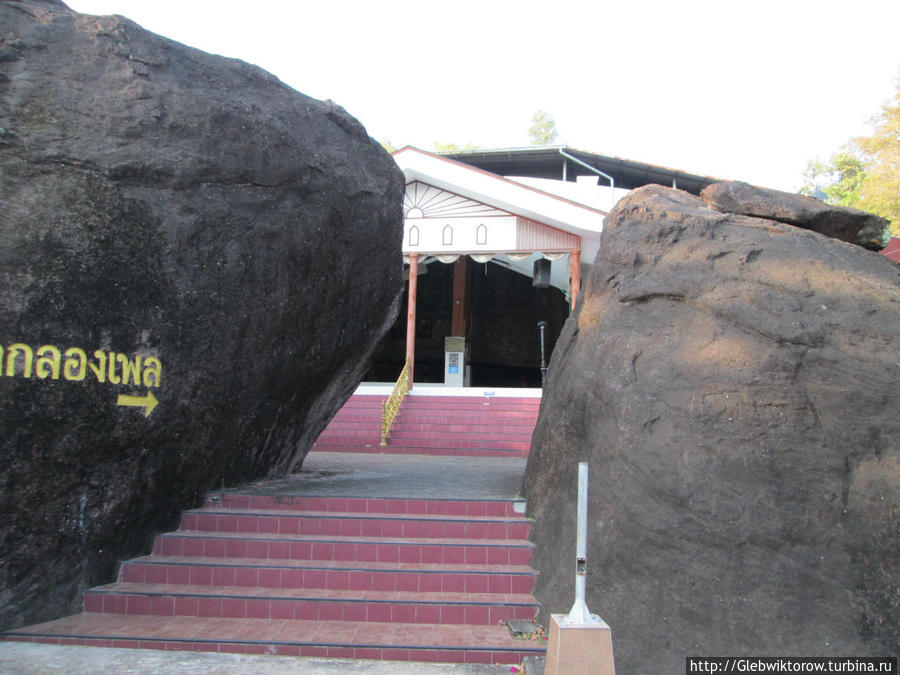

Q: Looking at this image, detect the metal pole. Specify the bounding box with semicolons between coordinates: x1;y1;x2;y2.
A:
566;462;593;624
558;149;616;211
537;320;548;386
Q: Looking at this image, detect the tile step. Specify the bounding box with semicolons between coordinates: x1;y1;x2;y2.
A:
316;441;530;452
311;445;529;458
363;432;533;442
326;416;537;426
315;431;533;442
332;404;537;413
153;533;535;566
119;557;536;594
126;554;537;574
312;437;527;447
377;440;528;449
185;507;530;522
87;582;538;605
179;509;530;540
330;405;383;410
379;423;534;432
3;615;545;664
203;494;524;517
387;416;537;425
83;583;539;625
397;410;538;418
395;399;538;406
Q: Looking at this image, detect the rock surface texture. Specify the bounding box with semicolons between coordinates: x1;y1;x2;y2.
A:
701;180;890;250
523;185;899;671
0;1;403;630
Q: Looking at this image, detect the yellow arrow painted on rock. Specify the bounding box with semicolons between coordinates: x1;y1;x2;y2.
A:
116;391;159;417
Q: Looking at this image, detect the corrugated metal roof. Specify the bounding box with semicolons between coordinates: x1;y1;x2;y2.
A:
441;146;724;196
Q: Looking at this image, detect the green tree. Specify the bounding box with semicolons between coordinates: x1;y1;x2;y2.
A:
802;151;866;208
805;78;900;238
528;110;558;145
380;139;397;153
855;79;900;237
432;141;479;153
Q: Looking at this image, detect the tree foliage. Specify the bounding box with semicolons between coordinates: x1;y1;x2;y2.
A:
802;151;866;207
528;110;558;145
855;79;900;236
432;141;479;153
805;78;900;238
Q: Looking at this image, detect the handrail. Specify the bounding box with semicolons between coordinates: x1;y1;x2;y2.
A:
380;358;410;446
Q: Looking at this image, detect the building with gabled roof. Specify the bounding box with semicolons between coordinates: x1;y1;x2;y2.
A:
366;146;723;388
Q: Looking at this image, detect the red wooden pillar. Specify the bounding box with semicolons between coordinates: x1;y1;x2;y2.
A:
570;249;581;311
450;256;470;337
406;254;418;389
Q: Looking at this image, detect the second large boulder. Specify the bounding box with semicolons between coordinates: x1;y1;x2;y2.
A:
523;185;899;671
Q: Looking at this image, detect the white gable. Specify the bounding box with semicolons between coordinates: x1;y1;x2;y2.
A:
403;181;580;256
393;147;605;264
404;182;510;219
393;147;606;235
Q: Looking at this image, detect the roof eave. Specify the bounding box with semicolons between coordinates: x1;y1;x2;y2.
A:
394;147;607;238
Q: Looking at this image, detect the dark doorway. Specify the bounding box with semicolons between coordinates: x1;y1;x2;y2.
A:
366;258;569;387
467;260;568;386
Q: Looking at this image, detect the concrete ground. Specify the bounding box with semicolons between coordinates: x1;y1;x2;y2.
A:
0;642;518;674
229;451;529;501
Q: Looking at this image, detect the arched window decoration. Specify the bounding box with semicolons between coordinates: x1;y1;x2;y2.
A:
408;225;420;247
476;223;487;245
442;224;453;246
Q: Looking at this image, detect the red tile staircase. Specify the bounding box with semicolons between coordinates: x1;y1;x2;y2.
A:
313;394;541;458
2;393;546;665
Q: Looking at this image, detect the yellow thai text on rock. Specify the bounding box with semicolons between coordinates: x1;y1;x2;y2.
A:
0;343;162;388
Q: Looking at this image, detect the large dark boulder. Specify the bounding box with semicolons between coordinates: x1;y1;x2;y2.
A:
0;1;403;630
523;185;899;671
701;180;890;250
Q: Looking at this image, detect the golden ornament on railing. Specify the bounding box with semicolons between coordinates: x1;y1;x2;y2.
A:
380;358;410;446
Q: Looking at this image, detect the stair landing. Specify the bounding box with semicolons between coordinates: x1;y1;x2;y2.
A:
313;389;541;458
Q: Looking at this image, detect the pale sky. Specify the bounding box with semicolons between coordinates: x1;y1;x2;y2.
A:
65;0;900;192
